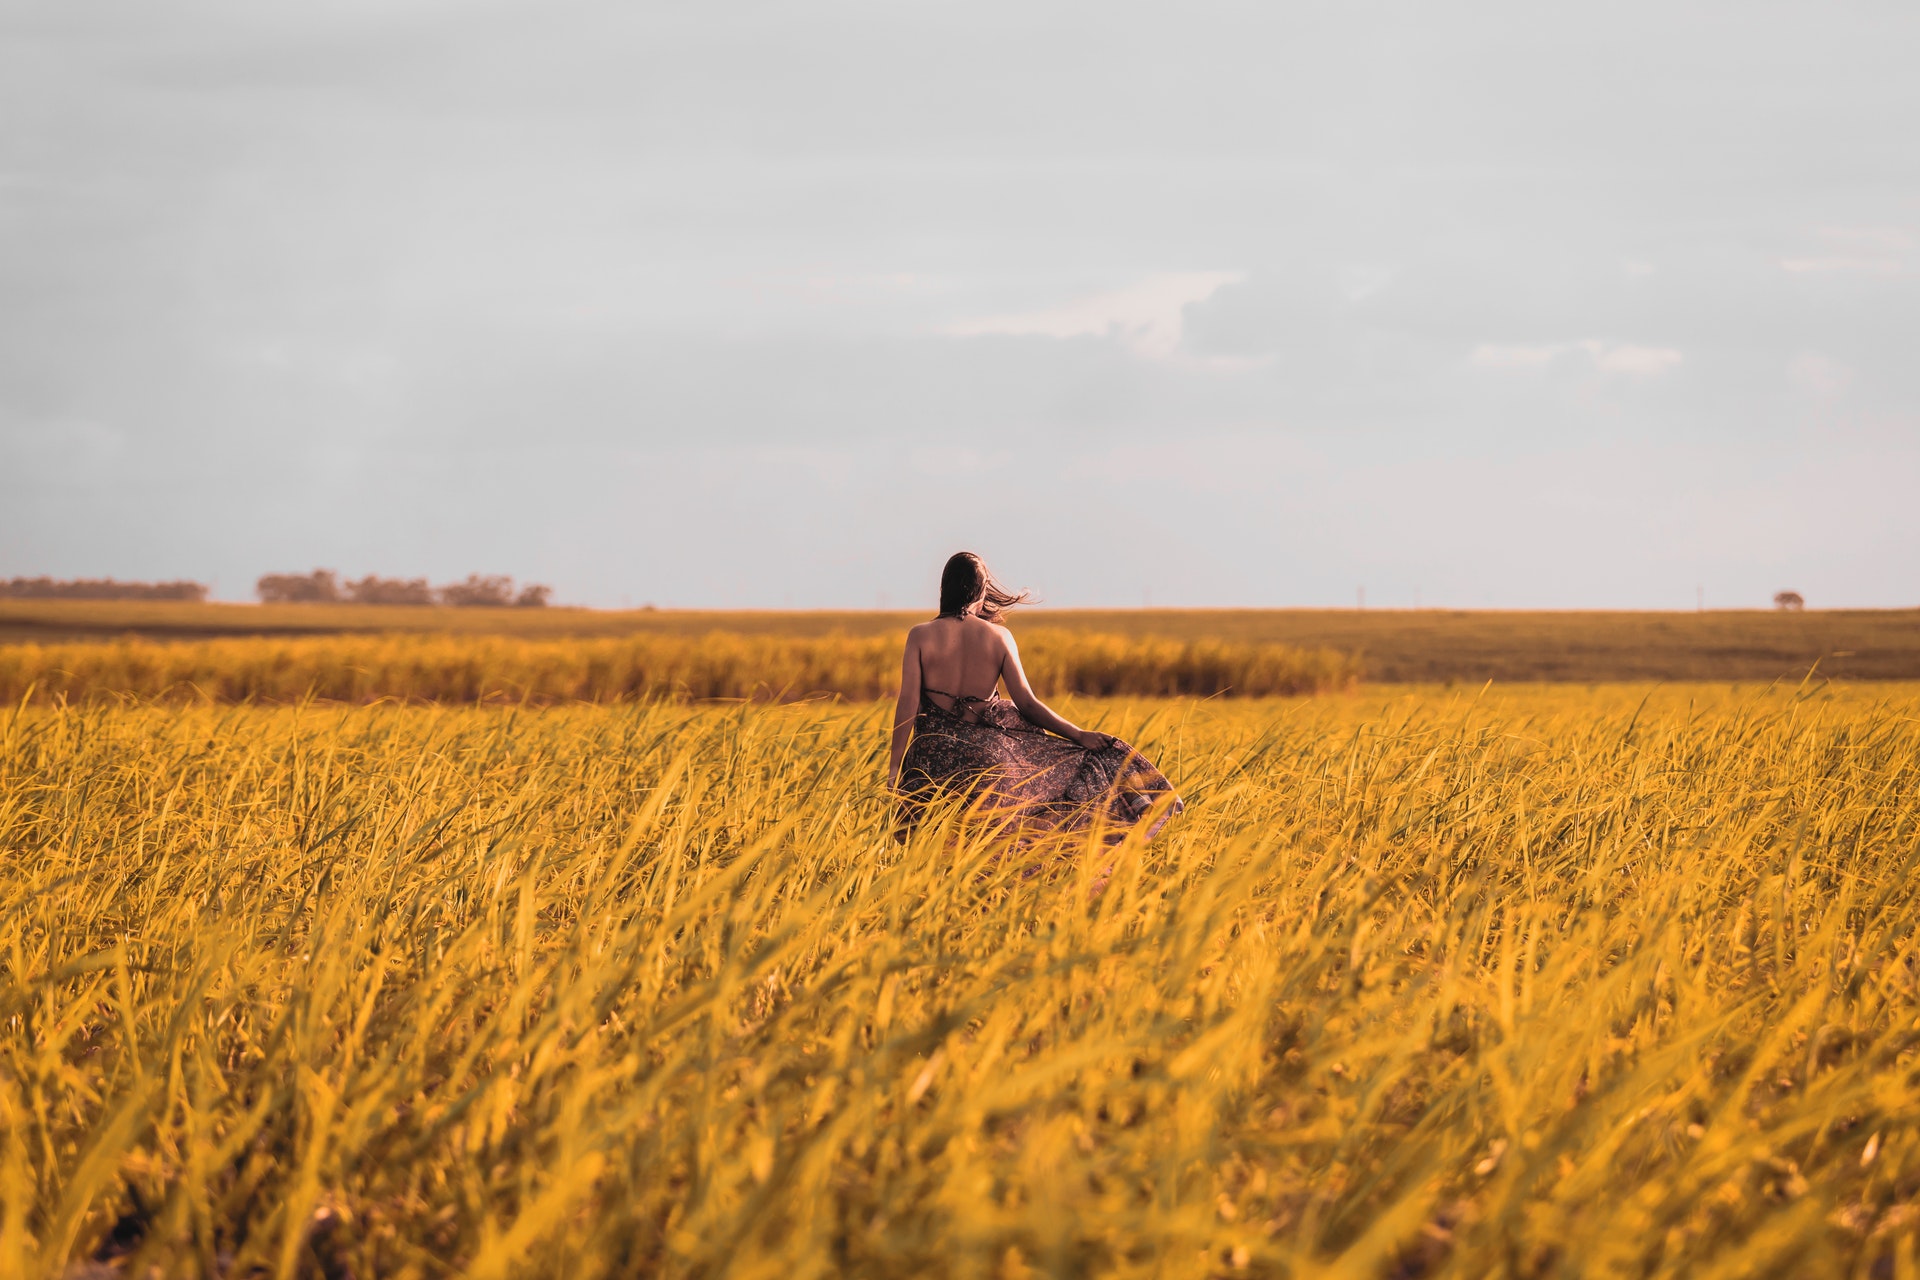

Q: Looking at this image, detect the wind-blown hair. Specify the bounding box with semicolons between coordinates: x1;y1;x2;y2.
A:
936;552;1029;623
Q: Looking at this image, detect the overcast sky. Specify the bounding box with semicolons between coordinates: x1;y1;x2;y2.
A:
2;1;1915;609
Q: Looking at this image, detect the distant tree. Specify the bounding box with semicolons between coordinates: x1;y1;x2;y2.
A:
1;576;209;602
1774;590;1805;611
256;569;550;607
257;570;341;604
436;574;516;608
346;575;433;606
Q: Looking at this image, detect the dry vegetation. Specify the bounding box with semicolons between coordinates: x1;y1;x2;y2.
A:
0;580;207;603
2;601;1913;683
0;632;1360;704
5;682;1920;1277
254;573;551;610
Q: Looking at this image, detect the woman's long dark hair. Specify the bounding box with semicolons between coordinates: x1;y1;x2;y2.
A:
937;552;1029;623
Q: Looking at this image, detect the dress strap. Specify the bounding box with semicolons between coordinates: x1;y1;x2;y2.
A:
922;685;993;703
918;684;996;724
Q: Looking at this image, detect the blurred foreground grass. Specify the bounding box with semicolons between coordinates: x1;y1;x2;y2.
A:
4;684;1920;1277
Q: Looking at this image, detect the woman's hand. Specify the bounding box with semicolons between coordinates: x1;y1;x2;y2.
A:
1071;728;1114;751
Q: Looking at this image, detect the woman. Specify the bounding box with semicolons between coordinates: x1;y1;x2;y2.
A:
888;552;1182;841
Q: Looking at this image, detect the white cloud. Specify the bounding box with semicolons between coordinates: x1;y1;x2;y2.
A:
1591;344;1683;376
1780;227;1911;275
1470;339;1682;377
944;271;1245;360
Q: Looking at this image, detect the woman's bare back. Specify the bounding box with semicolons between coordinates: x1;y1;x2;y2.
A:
909;615;1008;710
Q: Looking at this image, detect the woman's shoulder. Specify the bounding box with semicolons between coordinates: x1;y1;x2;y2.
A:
904;618;953;647
906;616;1012;646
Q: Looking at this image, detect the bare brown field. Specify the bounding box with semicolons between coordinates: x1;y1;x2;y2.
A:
3;599;1915;682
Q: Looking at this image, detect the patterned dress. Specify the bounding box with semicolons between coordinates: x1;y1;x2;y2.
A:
895;684;1182;841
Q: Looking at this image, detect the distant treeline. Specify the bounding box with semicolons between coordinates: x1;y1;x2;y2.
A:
0;631;1360;704
257;570;552;608
0;576;209;602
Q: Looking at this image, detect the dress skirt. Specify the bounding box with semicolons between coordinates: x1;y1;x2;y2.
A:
895;695;1181;841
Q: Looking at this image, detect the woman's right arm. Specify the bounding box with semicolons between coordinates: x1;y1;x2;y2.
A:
998;630;1110;749
886;633;922;789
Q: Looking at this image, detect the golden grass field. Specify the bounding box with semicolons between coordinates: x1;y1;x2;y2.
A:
6;678;1920;1277
4;600;1916;683
0;632;1358;704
